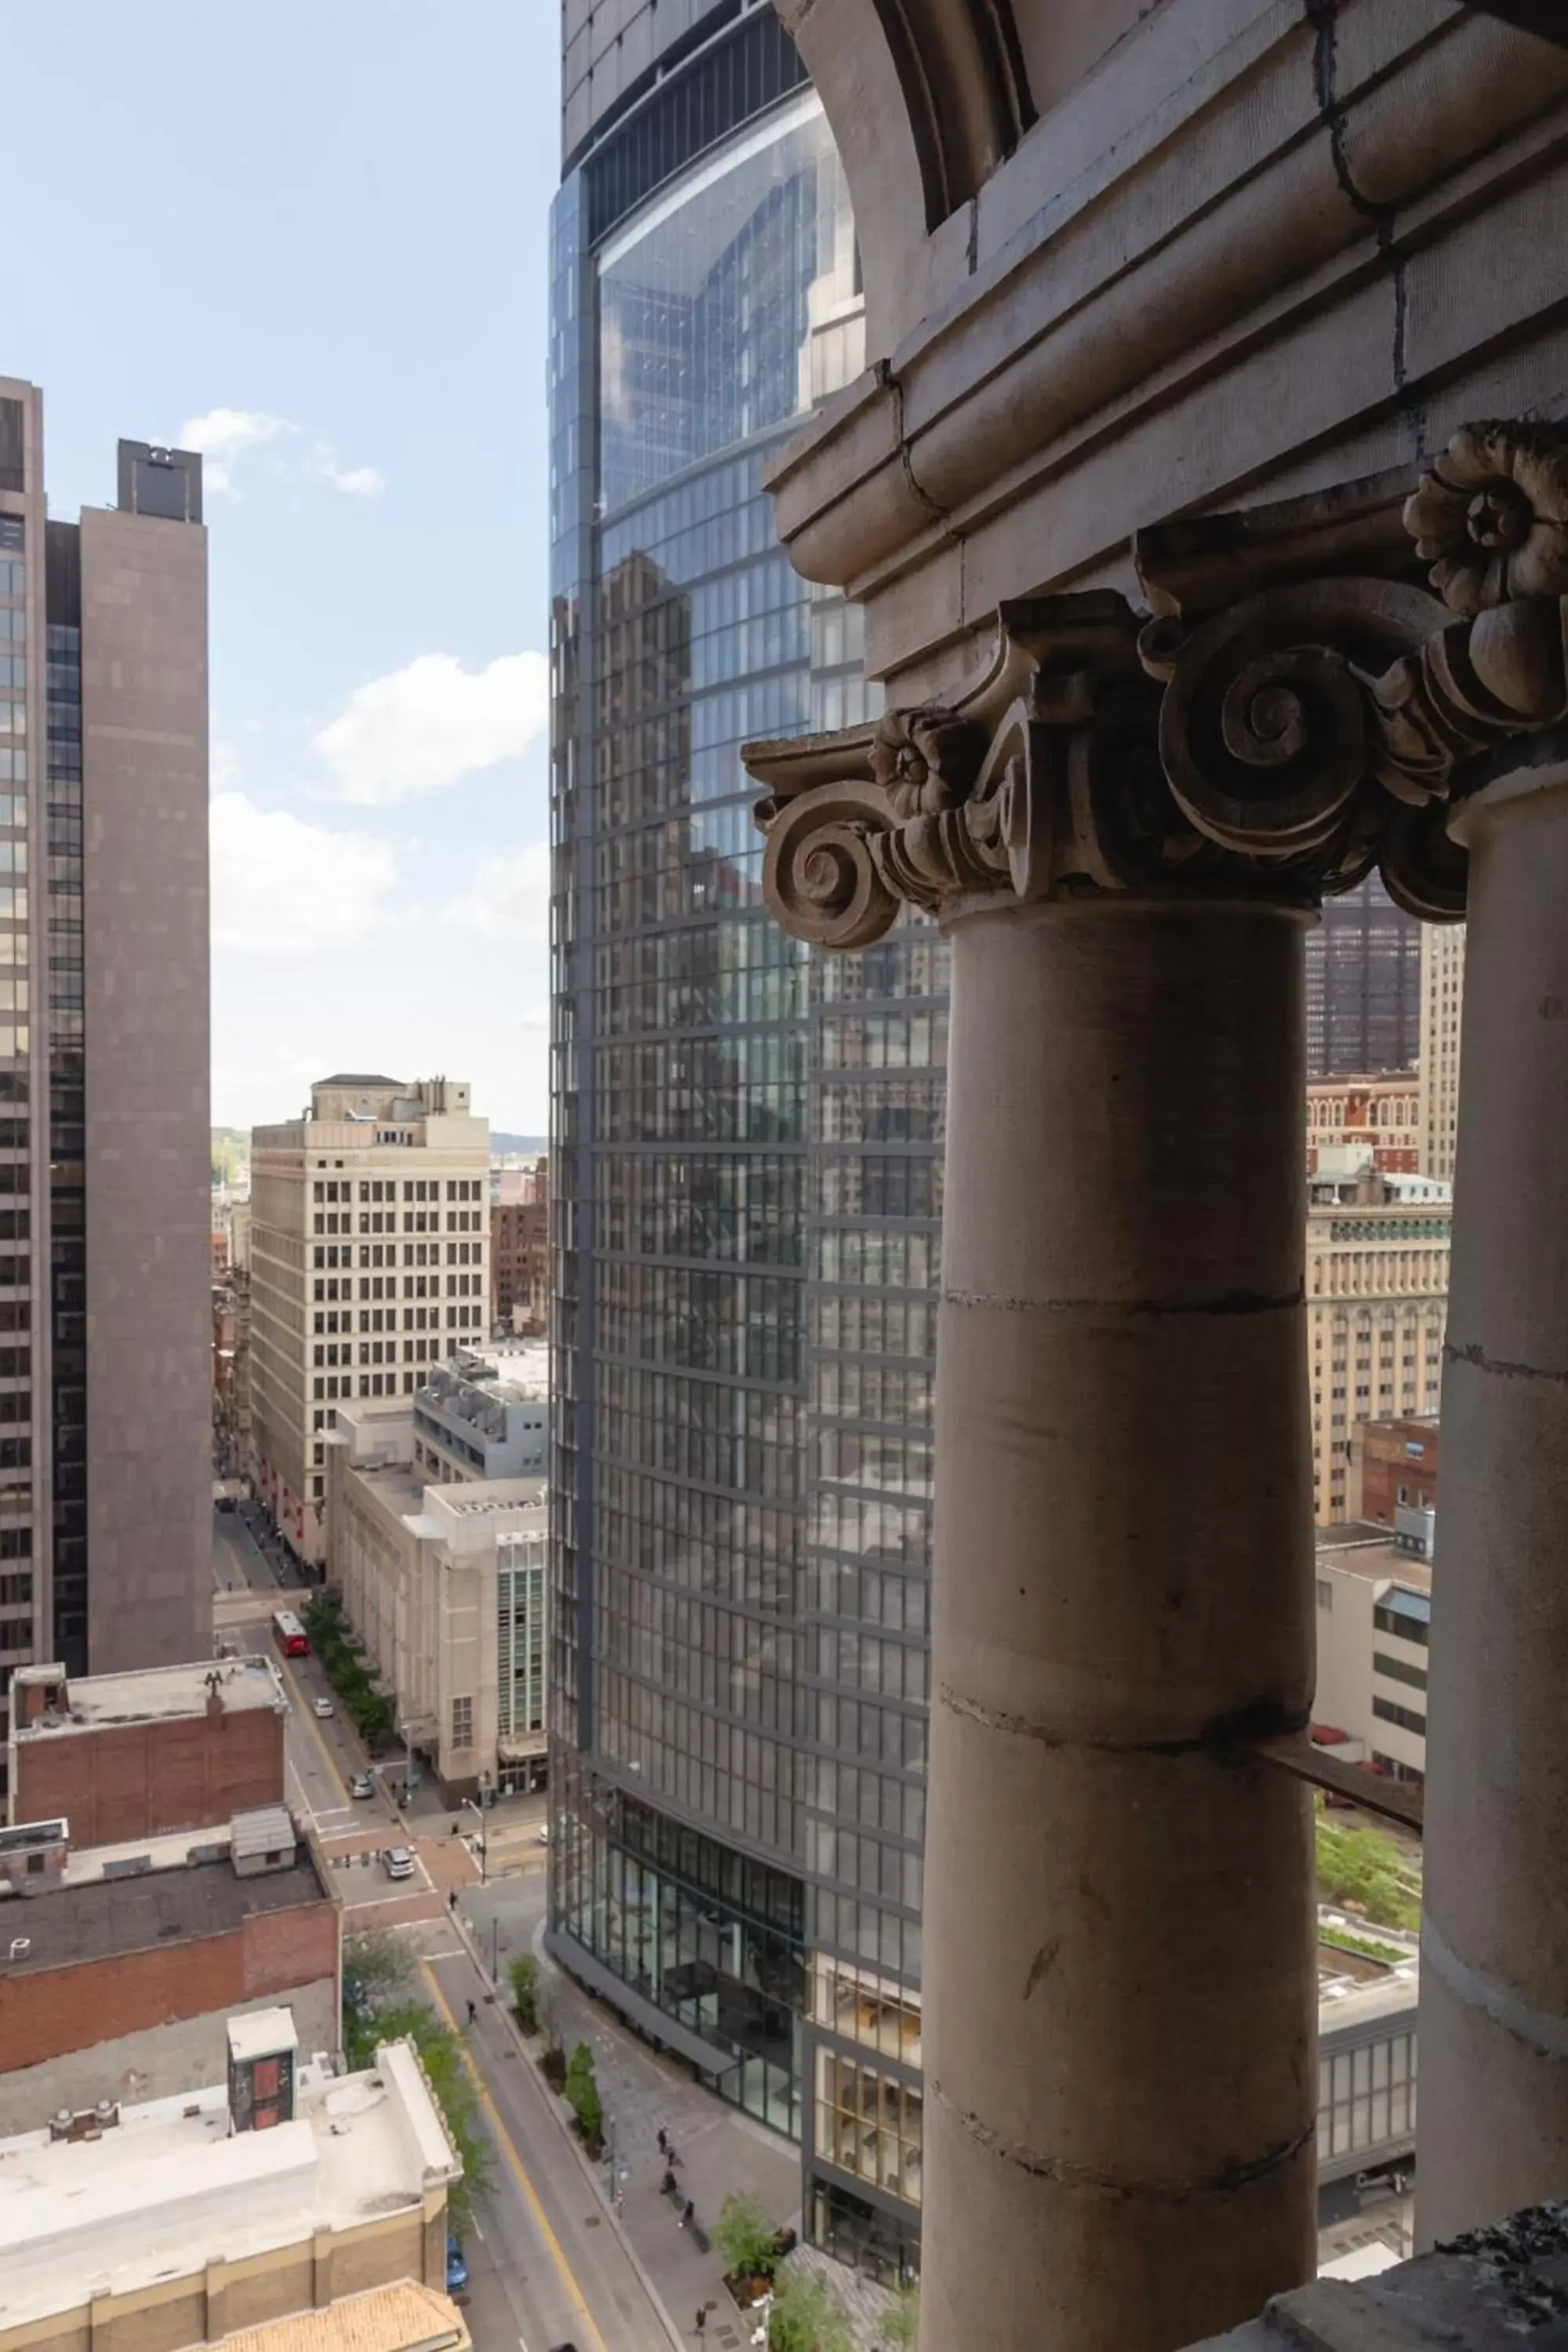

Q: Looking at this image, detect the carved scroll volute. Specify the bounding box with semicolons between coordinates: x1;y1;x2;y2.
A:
759;775;902;950
1145;579;1450;861
974;697;1054;901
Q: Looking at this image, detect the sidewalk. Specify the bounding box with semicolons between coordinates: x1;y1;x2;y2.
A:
455;1887;798;2350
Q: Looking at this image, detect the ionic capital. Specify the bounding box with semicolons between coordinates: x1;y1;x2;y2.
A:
744;422;1568;946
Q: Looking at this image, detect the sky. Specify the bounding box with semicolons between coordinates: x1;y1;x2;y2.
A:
7;2;562;1132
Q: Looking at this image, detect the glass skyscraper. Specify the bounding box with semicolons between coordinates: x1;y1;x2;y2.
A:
550;1;937;2278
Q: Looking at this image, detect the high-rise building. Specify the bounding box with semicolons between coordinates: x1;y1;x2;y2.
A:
550;3;932;2278
249;1076;488;1568
0;379;210;1701
1418;924;1466;1182
1305;877;1423;1080
1306;1170;1449;1526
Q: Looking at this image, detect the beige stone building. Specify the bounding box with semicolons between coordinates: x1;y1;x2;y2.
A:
0;381;211;1697
0;2016;466;2352
1307;1173;1449;1526
1419;924;1468;1182
325;1393;546;1798
249;1080;488;1568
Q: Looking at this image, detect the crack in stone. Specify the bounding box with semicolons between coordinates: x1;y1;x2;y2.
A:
1022;1938;1060;2002
941;1286;1303;1317
1445;1337;1568;1387
1304;1;1423;445
929;2074;1315;2197
938;1682;1310;1755
879;356;951;528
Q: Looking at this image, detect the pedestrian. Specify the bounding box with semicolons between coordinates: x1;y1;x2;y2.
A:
448;1889;458;1911
662;2167;677;2198
695;2310;707;2339
656;2125;668;2158
683;2198;695;2230
466;1998;477;2027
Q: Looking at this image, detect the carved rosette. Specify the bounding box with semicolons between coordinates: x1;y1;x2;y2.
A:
746;423;1568;949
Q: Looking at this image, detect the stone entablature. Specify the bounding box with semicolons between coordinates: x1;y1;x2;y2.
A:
746;425;1568;942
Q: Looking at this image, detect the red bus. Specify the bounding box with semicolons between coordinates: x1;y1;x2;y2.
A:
272;1609;309;1657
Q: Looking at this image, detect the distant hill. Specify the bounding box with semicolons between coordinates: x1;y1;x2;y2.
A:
212;1126;249;1186
490;1133;549;1156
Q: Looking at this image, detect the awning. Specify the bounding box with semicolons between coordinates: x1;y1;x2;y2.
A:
546;1926;741;2075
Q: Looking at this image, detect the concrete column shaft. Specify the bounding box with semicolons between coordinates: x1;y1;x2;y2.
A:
1420;765;1568;2243
920;896;1316;2352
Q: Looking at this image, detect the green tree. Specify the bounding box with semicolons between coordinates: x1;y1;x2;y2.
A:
712;2191;779;2284
879;2285;920;2350
1315;1815;1421;1932
769;2271;854;2352
366;1998;493;2235
564;2040;602;2148
509;1954;539;2033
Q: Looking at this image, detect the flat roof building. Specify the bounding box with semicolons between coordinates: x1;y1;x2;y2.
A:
0;1809;337;2132
0;2032;462;2352
326;1398;546;1798
7;1655;286;1845
249;1078;490;1568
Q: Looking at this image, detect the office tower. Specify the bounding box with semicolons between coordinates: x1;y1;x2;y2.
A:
0;379;210;1699
249;1076;489;1569
1418;924;1466;1182
1304;876;1422;1079
1306;1169;1449;1526
550;3;932;2278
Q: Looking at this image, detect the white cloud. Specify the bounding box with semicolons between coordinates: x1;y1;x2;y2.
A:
444;843;550;942
211;791;400;953
328;463;385;498
178;407;291;493
312;652;548;805
176;409;383;499
210;734;241;789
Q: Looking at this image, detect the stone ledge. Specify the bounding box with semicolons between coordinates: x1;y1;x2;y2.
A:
1184;2205;1568;2352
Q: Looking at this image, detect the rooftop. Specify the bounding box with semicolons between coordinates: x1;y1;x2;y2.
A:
10;1655;283;1739
314;1073;405;1088
1315;1532;1432;1595
0;2039;459;2331
0;1838;327;1972
216;2281;466;2352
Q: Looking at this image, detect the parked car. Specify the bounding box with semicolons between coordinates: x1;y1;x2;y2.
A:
313;1696;334;1719
383;1846;415;1880
445;2233;468;2293
537;1822;550;1846
350;1771;375;1800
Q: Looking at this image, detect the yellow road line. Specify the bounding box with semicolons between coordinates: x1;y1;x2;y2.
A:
421;1963;610;2352
278;1648;350;1798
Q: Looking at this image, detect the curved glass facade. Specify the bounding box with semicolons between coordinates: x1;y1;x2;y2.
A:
550;19;936;2277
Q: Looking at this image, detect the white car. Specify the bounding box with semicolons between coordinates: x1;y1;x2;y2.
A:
313;1696;334;1719
383;1846;415;1881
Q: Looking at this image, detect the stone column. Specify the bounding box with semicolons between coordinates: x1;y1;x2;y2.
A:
919;891;1316;2352
1418;753;1568;2243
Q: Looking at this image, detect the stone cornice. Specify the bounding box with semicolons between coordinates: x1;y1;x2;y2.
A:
746;426;1568;943
761;9;1568;629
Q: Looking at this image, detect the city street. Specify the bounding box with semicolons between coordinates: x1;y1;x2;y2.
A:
423;1936;680;2352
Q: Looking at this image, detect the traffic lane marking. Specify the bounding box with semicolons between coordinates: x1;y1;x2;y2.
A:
277;1650;352;1799
421;1962;611;2352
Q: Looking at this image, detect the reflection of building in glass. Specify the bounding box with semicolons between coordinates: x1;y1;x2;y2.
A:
550;6;930;2278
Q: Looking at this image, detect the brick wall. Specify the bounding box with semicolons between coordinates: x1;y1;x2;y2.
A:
0;1887;338;2081
1359;1421;1441;1526
14;1704;284;1845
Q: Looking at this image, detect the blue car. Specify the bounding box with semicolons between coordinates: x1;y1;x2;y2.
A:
446;2233;468;2293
